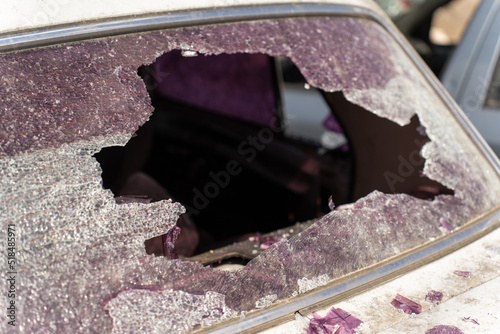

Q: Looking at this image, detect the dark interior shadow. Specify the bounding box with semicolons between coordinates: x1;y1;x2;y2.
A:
322;91;453;201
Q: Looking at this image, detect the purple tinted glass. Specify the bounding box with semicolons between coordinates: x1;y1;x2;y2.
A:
1;16;499;333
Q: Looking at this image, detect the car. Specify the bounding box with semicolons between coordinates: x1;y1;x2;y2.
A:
440;0;500;158
373;0;500;160
374;0;487;77
1;0;499;333
373;0;500;159
374;0;456;76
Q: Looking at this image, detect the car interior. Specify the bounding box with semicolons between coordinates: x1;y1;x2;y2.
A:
94;50;452;266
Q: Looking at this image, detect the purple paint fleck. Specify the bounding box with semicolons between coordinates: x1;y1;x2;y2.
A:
391;294;422;314
426;290;444;303
425;325;464;334
453;270;471;278
462;317;480;325
306;307;362;334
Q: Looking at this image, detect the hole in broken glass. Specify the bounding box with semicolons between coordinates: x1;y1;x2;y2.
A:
93;50;453;267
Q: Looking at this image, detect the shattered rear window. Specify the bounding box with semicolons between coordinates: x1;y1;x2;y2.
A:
1;16;500;333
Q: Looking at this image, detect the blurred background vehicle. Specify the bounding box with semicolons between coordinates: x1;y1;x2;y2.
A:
375;0;480;76
440;0;500;158
376;0;500;158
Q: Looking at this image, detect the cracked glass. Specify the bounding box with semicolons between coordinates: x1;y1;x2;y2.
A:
1;15;500;334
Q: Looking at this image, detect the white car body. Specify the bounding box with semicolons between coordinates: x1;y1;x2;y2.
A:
0;0;386;35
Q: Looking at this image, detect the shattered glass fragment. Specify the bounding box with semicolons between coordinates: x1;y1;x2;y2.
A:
390;294;422;314
255;294;278;309
181;49;198;57
426;290;444;303
425;325;464;334
298;275;331;294
254;232;283;250
115;195;152;204
453;270;471;278
163;225;181;259
328;196;335;210
306;307;362;334
105;289;238;334
485;245;500;258
440;218;454;232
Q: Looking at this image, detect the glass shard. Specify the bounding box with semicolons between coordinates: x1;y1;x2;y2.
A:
306;307;362;334
453;270;471;278
440;219;454;232
163;225;181;259
426;290;444;303
461;317;480;325
390;294;422;314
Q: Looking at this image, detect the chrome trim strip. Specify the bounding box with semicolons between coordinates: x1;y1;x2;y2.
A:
0;4;367;53
203;209;500;333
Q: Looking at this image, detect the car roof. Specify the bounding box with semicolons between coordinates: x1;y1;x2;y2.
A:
0;0;387;35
